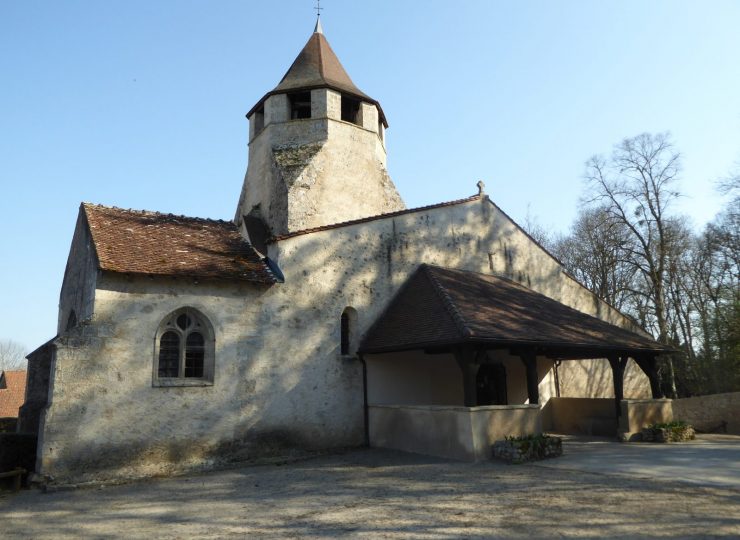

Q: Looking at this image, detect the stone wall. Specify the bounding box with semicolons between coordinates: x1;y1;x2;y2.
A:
368;404;541;461
671;392;740;434
619;399;674;434
544;397;616;436
236;89;404;236
17;339;54;439
38;196;654;484
557;358;649;399
38;275;365;484
57;208;98;334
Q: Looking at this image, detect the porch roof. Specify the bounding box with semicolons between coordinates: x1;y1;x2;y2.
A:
359;265;671;358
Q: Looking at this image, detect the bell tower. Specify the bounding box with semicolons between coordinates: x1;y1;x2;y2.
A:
235;21;405;238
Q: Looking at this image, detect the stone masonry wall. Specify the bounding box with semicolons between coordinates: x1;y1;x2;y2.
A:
57;209;98;334
235;92;404;236
671;392;740;434
17;340;53;438
38;196;652;484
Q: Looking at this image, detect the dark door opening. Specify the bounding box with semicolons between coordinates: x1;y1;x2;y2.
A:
476;363;508;405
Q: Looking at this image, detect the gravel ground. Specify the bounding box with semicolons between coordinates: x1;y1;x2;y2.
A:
2;448;739;539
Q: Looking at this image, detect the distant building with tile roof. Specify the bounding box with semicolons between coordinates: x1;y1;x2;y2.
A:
0;370;27;427
22;21;670;486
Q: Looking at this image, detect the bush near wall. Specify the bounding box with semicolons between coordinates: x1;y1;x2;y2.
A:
641;421;696;443
493;434;563;464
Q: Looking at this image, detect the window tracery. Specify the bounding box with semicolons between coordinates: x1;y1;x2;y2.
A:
154;308;214;386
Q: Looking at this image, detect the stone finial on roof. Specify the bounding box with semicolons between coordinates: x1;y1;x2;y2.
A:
477;180;486;196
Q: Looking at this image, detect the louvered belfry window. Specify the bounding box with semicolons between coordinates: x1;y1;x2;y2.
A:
156;309;212;382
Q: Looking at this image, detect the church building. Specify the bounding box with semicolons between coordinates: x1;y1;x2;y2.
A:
20;21;669;484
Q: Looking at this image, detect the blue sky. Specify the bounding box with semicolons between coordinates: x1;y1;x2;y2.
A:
1;0;739;351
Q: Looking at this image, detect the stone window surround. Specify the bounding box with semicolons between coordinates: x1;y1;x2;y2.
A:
153;307;216;388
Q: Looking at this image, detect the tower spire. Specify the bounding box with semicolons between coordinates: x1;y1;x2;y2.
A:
314;0;323;34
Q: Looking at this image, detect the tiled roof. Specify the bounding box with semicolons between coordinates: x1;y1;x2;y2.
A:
82;204;276;283
271;195;482;242
247;29;388;127
0;371;27;418
360;265;670;355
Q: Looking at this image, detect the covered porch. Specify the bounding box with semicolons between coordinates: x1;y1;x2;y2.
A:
358;265;672;461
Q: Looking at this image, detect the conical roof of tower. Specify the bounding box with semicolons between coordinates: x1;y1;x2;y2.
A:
247;26;388;127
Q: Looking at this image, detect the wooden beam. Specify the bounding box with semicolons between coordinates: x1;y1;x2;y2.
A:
633;356;664;399
454;346;480;407
608;356;628;419
518;350;539;405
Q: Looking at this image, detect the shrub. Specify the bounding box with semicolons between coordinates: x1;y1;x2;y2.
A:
494;434;562;463
641;420;695;443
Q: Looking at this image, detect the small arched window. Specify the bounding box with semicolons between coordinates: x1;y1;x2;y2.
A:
154;308;215;386
340;307;358;356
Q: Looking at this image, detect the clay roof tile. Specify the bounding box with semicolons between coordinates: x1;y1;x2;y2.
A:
82;203;276;284
0;370;27;418
360;265;671;355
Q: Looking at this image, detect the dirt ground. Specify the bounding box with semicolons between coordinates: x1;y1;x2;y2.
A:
2;448;739;539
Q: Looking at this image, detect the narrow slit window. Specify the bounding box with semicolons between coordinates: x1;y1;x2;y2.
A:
341;312;350;355
340;307;357;356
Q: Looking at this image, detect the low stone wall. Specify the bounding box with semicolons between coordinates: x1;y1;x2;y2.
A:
545;398;616;436
672;392;740;434
619;399;673;435
368;404;541;462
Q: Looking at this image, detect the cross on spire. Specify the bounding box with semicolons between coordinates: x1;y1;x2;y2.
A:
313;0;324;33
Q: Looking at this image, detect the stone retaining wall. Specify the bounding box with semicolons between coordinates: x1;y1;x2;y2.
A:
619;399;673;434
369;404;541;461
672;392;740;434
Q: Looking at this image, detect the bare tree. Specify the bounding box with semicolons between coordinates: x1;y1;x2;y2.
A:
521;204;553;249
0;339;28;371
551;207;635;310
584;133;683;396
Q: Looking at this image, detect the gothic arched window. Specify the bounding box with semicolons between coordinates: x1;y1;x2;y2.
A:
154;308;215;386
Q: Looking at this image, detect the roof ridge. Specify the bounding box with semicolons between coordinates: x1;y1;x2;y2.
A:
270;194;482;242
317;33;325;80
82;202;234;226
421;264;474;339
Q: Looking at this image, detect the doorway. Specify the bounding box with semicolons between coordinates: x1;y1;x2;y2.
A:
476;363;508;405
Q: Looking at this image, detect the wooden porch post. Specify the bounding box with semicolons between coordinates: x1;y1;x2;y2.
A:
608;356;628;418
519;350;539;405
454;346;481;407
633;355;664;399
